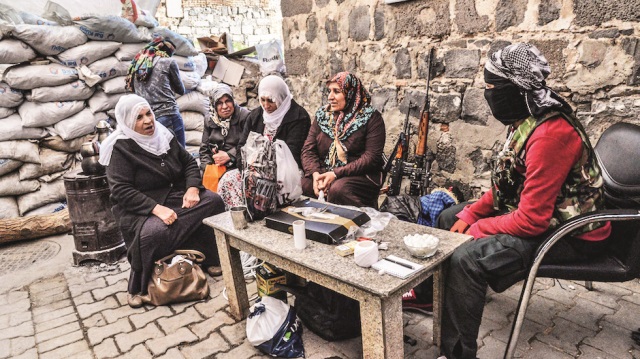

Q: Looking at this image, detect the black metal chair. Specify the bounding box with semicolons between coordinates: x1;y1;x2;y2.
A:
503;122;640;358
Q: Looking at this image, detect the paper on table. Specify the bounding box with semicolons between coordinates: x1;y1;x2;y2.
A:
371;255;424;279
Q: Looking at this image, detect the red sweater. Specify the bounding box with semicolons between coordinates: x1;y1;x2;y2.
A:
457;116;611;241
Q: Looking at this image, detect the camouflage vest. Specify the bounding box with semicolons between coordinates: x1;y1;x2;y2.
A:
491;111;605;235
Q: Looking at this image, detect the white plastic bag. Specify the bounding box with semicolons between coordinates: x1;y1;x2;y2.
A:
246;296;290;346
274;139;302;205
255;40;286;75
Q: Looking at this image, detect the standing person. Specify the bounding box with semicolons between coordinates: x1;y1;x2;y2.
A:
199;84;250;177
217;75;311;209
301;72;385;208
436;43;611;359
126;37;187;147
99;94;225;308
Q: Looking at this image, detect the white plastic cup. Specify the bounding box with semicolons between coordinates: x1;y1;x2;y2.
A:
292;220;307;249
354;240;379;267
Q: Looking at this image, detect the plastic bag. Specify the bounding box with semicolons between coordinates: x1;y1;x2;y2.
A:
274;140;302;205
255;39;286;75
242;131;277;220
246;296;305;358
203;164;226;192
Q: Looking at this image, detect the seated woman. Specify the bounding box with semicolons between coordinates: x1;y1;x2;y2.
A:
199;84;250;180
217;75;311;208
301;72;386;208
99;94;225;308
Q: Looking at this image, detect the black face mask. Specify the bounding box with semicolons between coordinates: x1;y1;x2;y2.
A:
484;85;530;125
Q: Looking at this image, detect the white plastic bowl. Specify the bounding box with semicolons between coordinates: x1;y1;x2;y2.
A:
403;234;439;258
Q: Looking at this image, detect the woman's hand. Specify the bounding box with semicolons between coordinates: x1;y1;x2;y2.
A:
212;151;230;165
312;172;320;196
450;219;471;234
182;187;200;208
152;204;178;226
317;171;337;191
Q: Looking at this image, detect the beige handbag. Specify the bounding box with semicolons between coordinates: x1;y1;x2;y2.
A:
144;250;210;306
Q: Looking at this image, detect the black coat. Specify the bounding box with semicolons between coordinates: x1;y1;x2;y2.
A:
236;100;311;169
106;137;202;271
199;105;250;171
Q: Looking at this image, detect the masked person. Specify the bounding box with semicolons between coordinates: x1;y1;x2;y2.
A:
126;37;187;148
301;72;385;208
99;95;225;308
216;75;311;209
199;84;250;175
435;43;611;359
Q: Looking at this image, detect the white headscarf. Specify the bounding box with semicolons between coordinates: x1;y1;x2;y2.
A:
98;94;174;166
258;75;292;132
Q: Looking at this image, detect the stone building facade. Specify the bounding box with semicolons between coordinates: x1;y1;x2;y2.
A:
279;0;640;199
155;0;282;48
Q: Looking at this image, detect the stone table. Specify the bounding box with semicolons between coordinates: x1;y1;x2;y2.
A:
204;212;472;359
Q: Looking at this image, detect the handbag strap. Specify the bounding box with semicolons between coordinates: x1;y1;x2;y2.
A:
156;249;206;264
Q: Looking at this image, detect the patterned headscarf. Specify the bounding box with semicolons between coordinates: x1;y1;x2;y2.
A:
315;72;375;169
125;37;176;92
485;42;572;116
208;84;235;137
98;94;173;166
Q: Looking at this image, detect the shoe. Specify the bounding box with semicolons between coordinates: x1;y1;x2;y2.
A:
127;294;144;308
206;266;222;277
402;288;433;314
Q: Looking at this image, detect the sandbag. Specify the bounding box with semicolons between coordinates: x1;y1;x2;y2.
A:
101;76;128;94
17;178;66;216
0;114;48;141
0;197;19;219
87;56;130;83
88;90;126;113
181;111;205;131
0;39;36;64
193;53;207;78
0;158;22;176
0;140;40;163
151;27;199;56
0;172;40;196
114;42;145;61
19;148;73;180
40;134;94;153
39;169;67;183
4;64;78;90
56;41;121;67
50;109;104;140
196;78;221;97
0;4;23;25
19;100;85;127
134;9;159;28
0;107;15;119
174;55;196;72
0;82;23;107
10;24;87;55
23;201;67;217
177;91;209;115
185;130;203;146
180;71;201;90
75;15;151;43
19;11;59;26
28;80;95;102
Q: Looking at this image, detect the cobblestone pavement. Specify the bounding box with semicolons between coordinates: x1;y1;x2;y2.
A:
1;241;640;358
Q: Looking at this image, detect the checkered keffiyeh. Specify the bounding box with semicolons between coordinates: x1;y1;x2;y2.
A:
485;43;566;115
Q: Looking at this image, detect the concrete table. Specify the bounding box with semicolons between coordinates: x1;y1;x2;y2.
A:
204;212;472;359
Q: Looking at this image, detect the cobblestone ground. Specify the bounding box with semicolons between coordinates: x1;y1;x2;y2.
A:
1;257;640;358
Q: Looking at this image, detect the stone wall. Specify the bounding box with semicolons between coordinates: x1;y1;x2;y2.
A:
156;0;282;48
280;0;640;199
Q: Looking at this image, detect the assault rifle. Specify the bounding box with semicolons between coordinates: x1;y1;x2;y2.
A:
408;47;435;196
383;47;435;197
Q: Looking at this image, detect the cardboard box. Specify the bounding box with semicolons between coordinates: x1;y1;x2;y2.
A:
211;56;245;86
265;199;371;245
256;263;286;298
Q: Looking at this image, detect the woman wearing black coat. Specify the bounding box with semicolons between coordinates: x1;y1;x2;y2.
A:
99;94;225;308
216;75;311;208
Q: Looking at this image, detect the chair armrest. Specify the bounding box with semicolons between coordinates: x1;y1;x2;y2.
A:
532;208;640;274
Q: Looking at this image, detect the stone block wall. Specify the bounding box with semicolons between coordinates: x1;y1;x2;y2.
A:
280;0;640;199
156;0;282;48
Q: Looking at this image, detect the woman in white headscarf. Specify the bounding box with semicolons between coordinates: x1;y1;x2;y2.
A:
100;94;226;308
216;75;311;208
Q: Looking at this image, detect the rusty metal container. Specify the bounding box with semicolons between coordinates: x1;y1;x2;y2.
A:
63;170;125;264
